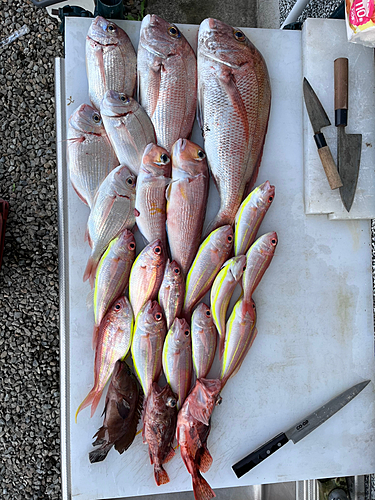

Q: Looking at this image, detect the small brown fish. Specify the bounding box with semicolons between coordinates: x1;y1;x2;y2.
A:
176;378;222;500
143;382;178;485
89;360;143;463
158;260;185;330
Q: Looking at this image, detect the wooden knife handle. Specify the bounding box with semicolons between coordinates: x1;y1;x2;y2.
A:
317;145;343;189
334;58;348;126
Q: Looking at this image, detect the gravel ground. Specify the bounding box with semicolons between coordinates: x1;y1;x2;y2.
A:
0;1;373;499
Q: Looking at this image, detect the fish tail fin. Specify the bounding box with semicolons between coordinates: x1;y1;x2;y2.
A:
203;210;234;240
154;465;170;486
192;471;216;500
89;443;112;463
83;256;97;285
75;386;98;422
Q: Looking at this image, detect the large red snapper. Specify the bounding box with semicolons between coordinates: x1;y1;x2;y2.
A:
135;144;171;252
176;378;222;500
167;139;209;277
75;296;134;421
67;104;118;209
138;14;197;152
86;16;137;110
197;18;271;234
143;382;178;485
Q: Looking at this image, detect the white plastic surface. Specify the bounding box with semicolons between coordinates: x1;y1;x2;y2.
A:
302;18;375;219
64;18;375;500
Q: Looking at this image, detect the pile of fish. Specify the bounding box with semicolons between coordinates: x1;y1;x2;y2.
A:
68;14;277;500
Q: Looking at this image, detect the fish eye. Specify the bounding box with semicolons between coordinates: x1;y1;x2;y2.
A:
92;114;101;123
168;25;180;38
114;303;121;311
233;29;245;41
126;177;134;185
159;153;169;164
227;235;233;243
166;397;177;408
271;238;277;246
154;312;162;321
173;267;180;275
205;309;211;317
184;330;190;337
120;94;130;103
154;246;162;255
268;195;273;202
107;24;116;32
197;150;206;160
128;241;135;250
216;395;222;405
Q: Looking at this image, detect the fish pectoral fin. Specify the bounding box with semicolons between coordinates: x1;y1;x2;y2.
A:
218;67;249;138
116;398;131;420
163;446;176;464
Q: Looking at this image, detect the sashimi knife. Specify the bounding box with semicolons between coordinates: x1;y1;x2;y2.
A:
334;58;362;212
232;379;370;477
303;77;343;190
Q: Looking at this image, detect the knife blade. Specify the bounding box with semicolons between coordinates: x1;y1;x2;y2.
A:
334;58;362;212
232;379;370;478
303;77;343;190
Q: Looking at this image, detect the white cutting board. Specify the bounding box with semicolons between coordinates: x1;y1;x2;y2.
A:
63;18;375;500
302;18;375;219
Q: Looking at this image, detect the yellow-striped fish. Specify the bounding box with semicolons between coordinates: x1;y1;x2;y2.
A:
234;180;275;256
129;239;166;320
75;296;134;421
158;260;185;330
92;229;135;348
242;231;278;302
162;318;192;409
191;303;217;379
220;298;257;388
210;256;246;359
131;300;166;399
182;225;233;319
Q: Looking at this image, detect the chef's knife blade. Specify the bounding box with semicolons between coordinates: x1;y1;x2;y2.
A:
303;77;343;190
334;58;362;212
232;379;370;478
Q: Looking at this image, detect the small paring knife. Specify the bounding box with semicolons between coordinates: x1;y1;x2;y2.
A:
303;77;343;190
232;379;370;478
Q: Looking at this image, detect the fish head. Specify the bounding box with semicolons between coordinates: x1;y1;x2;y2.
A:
259;231;278;257
198;18;256;69
87;16;127;46
163;260;184;286
257;180;275;208
149;382;178;413
141;143;171;177
69;104;105;135
111;164;137;198
100;90;139;118
140;299;165;329
192;303;214;330
114;229;136;259
111;360;137;394
210;225;234;252
106;296;133;328
229;255;247;282
142;238;167;270
171;139;208;178
235;297;257;325
140;14;187;59
169;317;191;348
188;378;222;425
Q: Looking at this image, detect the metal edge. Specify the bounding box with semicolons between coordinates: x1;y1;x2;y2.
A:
55;56;71;500
296;479;319;500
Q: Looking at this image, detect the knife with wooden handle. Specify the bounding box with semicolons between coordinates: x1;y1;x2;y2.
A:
303;77;343;190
